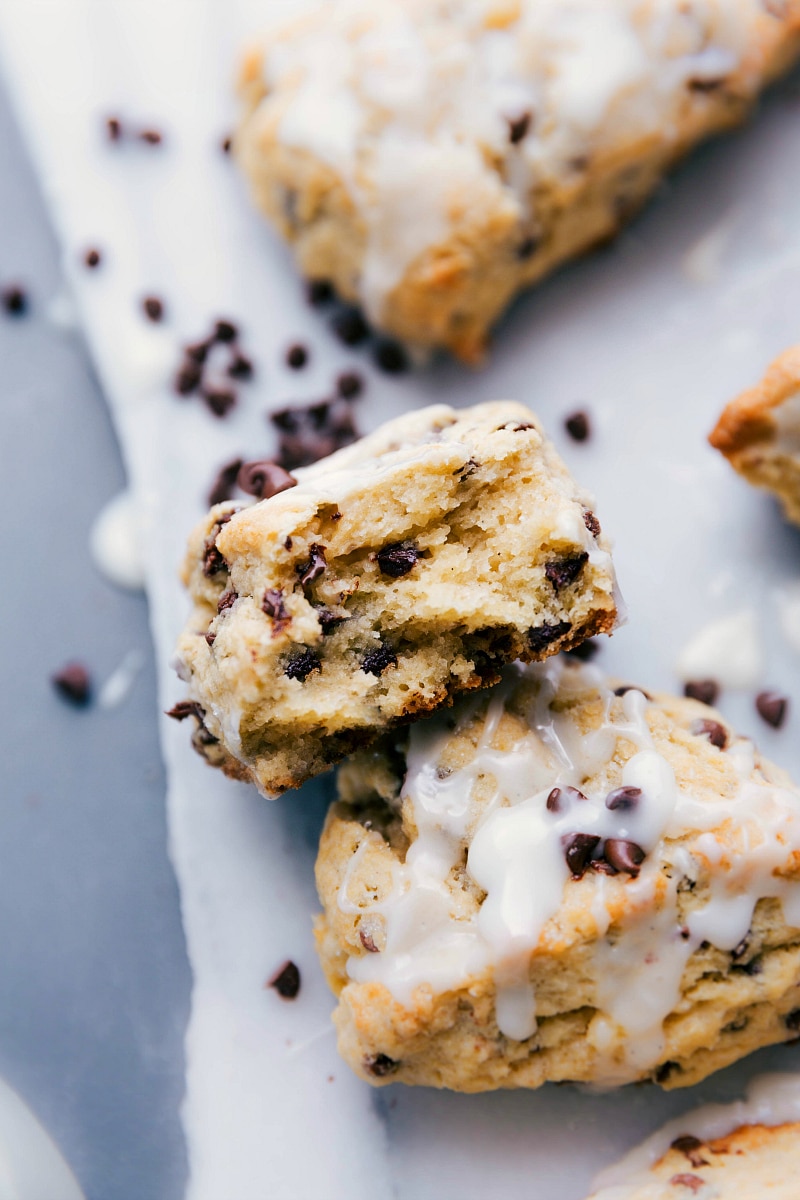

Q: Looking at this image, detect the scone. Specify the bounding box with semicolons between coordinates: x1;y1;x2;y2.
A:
315;657;800;1091
588;1073;800;1198
709;346;800;527
236;0;800;362
173;402;618;798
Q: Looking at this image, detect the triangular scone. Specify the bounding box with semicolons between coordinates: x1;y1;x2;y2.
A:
315;659;800;1090
588;1074;800;1198
174;402;617;798
237;0;800;362
710;347;800;527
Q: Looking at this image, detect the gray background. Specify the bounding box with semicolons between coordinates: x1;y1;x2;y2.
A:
0;81;189;1199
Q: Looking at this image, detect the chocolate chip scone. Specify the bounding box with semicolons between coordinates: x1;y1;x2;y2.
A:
710;346;800;527
174;402;618;798
236;0;800;363
315;658;800;1091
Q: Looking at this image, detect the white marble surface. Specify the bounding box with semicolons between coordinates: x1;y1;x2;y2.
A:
1;2;799;1197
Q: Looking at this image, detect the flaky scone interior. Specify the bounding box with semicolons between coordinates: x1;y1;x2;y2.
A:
316;658;800;1091
174;402;617;797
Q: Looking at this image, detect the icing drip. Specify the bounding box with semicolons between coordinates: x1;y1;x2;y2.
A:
341;658;800;1070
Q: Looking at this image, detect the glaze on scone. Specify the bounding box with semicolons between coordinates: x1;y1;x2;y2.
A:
236;0;800;362
588;1073;800;1198
315;658;800;1090
175;402;618;798
710;346;800;527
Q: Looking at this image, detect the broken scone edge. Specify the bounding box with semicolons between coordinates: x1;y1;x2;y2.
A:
174;401;618;797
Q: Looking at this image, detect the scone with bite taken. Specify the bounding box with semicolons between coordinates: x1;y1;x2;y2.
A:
173;402;618;798
710;346;800;527
237;0;800;362
315;658;800;1091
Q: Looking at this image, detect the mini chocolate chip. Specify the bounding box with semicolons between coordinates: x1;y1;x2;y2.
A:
691;718;728;750
565;639;599;662
331;306;369;346
202;542;227;576
527;621;572;653
263;589;290;625
668;1175;704;1193
362;644;398;676
205;632;216;647
606;786;642;812
604;839;645;877
336;371;364;400
142;295;164;322
373;338;409;374
221;134;232;154
207;457;244;507
316;608;345;634
237;460;297;501
185;339;210;364
545;552;588;591
297;544;327;588
517;236;538;260
365;1053;399;1077
106;116;123;141
269;398;359;469
52;662;91;706
684;679;719;706
377;542;419;579
583;511;601;537
306;279;334;307
359;930;379;953
84;247;102;269
202;387;237;418
562;833;600;879
267;960;301;999
546;786;587;813
228;352;254;380
286;342;308;369
165;700;206;722
139;128;163;145
1;284;27;315
670;1136;707;1168
284;649;321;682
565;411;591;442
217;590;237;613
756;690;788;729
214;319;238;344
175;359;203;396
507;110;532;144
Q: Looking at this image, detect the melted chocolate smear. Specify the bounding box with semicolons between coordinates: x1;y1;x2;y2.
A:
670;1136;708;1169
297;544;327;589
527;621;571;654
545;552;588;591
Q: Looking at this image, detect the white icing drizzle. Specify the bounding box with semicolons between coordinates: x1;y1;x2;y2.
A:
589;1072;800;1195
341;659;800;1071
98;649;145;711
260;0;763;321
90;489;145;592
776;580;800;655
675;608;764;690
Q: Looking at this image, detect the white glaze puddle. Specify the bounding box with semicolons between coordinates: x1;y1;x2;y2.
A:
675;609;763;690
0;1077;85;1200
90;490;145;592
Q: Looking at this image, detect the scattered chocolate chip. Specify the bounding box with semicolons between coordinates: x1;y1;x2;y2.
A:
583;510;601;537
670;1136;707;1168
286;342;308;369
605;786;642;812
565;639;599;662
221;134;232;154
507;110;532;144
545;552;588;591
284;649;321;682
207;457;244;507
237;460;297;501
139;128;163;145
84;247;102;269
306;279;334;307
165;699;205;722
106;116;123;141
202;387;237;419
362;644;398;676
364;1053;399;1077
691;718;728;750
175;359;203;396
376;541;419;579
756;690;788;729
562;833;600;879
604;838;645;877
786;1009;800;1032
270;399;359;469
185;339;210;364
263;589;290;626
564;410;591;442
214;319;238;344
527;621;572;654
668;1175;704;1193
336;370;364;400
297;544;327;588
516;236;538;260
1;284;27;315
142;295;164;322
331;306;369;346
684;679;719;706
373;338;409;374
359;930;379;953
217;590;237;613
267;960;301;1000
546;786;587;813
228;352;254;381
52;662;91;706
201;515;234;577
